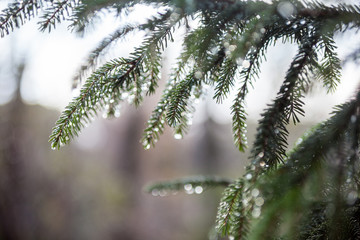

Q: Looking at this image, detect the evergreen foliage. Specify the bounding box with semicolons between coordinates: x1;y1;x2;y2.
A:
2;0;360;239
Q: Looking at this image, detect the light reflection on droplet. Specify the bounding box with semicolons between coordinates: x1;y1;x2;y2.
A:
245;173;252;180
151;189;159;196
195;186;203;194
260;161;266;167
242;60;250;68
255;197;264;206
351;115;357;123
296;138;303;145
174;133;183;140
252;208;261;218
277;2;296;19
194;71;203;79
251;188;260;197
184;184;192;191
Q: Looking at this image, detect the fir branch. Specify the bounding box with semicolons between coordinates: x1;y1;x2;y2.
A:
216;179;248;239
315;34;341;93
38;0;77;32
49;57;141;149
145;176;232;196
250;90;360;239
251;34;319;169
0;0;42;37
166;72;199;127
72;23;138;87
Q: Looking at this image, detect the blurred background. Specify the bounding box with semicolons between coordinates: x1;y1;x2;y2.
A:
0;3;359;240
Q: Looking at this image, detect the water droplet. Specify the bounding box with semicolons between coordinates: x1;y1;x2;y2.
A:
144;144;151;150
296;138;303;145
292;24;298;29
351;115;357;123
184;184;193;191
300;19;306;25
151;189;159;196
242;60;250;68
285;20;291;25
194;71;203;79
257;152;264;158
255;197;264;206
251;188;260;197
229;45;237;52
259;161;266;167
260;28;266;34
245;173;252;180
195;186;203;194
277;2;296;19
121;92;129;99
236;58;243;65
174;133;183;140
256;14;261;19
347;191;357;204
252;208;261;218
159;190;167;197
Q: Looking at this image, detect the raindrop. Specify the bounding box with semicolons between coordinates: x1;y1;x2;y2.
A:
194;71;203;79
114;109;121;118
347;191;358;204
255;197;264;206
242;60;250;68
236;58;243;65
292;24;298;29
102;112;109;119
245;173;252;180
159;190;167;197
300;19;306;25
256;14;261;19
174;133;183;140
351;115;357;123
251;188;260;197
144;144;151;150
277;2;296;19
151;189;159;196
184;184;193;191
252;208;261;218
257;152;264;158
296;138;303;145
286;20;291;25
195;186;203;194
229;45;237;52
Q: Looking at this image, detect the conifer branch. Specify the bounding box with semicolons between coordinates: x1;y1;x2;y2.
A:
251;34;319;169
38;0;76;32
0;0;42;37
250;90;360;238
